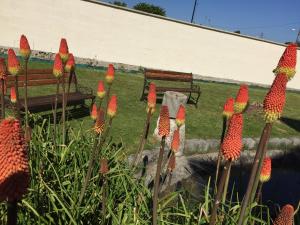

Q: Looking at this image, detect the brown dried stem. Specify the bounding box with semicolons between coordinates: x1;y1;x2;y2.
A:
237;123;272;225
209;160;232;225
133;110;152;168
152;136;166;225
7;201;17;225
215;117;227;192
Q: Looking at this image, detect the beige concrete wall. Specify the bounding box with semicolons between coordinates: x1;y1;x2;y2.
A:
0;0;299;89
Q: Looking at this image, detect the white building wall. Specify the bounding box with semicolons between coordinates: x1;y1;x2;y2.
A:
0;0;299;89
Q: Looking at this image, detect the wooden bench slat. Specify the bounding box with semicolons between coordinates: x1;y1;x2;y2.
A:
6;79;68;88
6;73;68;82
145;72;192;82
156;87;199;93
146;69;192;76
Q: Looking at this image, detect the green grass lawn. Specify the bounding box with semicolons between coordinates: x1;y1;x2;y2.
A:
11;59;300;153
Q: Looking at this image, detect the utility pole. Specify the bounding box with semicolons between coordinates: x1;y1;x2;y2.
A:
191;0;198;23
296;28;300;44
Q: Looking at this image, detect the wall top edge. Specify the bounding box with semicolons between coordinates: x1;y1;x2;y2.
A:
82;0;298;48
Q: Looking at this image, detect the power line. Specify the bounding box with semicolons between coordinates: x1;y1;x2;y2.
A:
226;21;300;31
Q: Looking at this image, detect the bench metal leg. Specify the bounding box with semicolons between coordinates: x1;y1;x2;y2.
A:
195;91;201;108
140;78;147;101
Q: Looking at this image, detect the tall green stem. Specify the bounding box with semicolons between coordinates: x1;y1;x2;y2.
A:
133;110;152;168
78;118;113;207
24;59;29;139
7;201;17;225
1;79;5;119
14;76;20;120
215;117;227;192
209;160;232;225
152;136;166;225
237;123;272;225
62;73;66;145
53;80;60;149
222;162;232;204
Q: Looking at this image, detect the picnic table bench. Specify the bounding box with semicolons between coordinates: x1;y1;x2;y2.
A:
3;68;95;113
140;68;201;107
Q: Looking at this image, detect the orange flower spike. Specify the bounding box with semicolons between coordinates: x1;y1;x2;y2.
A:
221;113;243;161
223;97;235;119
158;105;170;137
171;129;180;153
65;53;75;73
234;84;248;113
263;73;288;123
105;64;115;84
176;105;186;127
19;34;31;59
7;49;20;76
0;58;7;80
274;43;297;80
53;54;63;78
273;204;294;225
99;158;109;175
168;154;176;172
260;157;271;183
10;87;17;103
97;81;106;99
0;117;30;201
90;104;97;120
94;108;105;134
107;95;117;118
147;83;156;114
59;38;69;63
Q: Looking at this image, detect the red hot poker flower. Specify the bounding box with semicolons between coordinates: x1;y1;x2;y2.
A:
263;73;288;123
65;53;75;73
7;49;20;76
53;54;63;78
234;85;248;113
105;64;115;84
0;58;7;80
221;114;243;161
223;97;235;119
94;108;105;134
90;104;97;120
97;81;106;99
19;35;31;59
0;117;30;201
59;38;69;63
158;105;170;137
147;83;156;114
260;157;271;183
171;129;180;153
176;105;185;127
107;95;117;118
273;204;294;225
273;43;297;80
99;158;109;175
10;87;16;103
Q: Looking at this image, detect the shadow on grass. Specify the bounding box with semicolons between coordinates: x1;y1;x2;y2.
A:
280;117;300;132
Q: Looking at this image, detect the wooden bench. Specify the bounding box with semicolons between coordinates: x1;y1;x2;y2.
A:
140;68;201;107
3;68;95;113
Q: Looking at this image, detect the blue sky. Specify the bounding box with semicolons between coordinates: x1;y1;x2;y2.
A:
104;0;300;43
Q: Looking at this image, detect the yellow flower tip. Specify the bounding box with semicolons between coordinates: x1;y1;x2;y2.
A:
234;102;247;113
222;111;233;120
105;75;114;84
146;106;155;115
273;67;296;80
97;91;106;99
264;111;281;123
